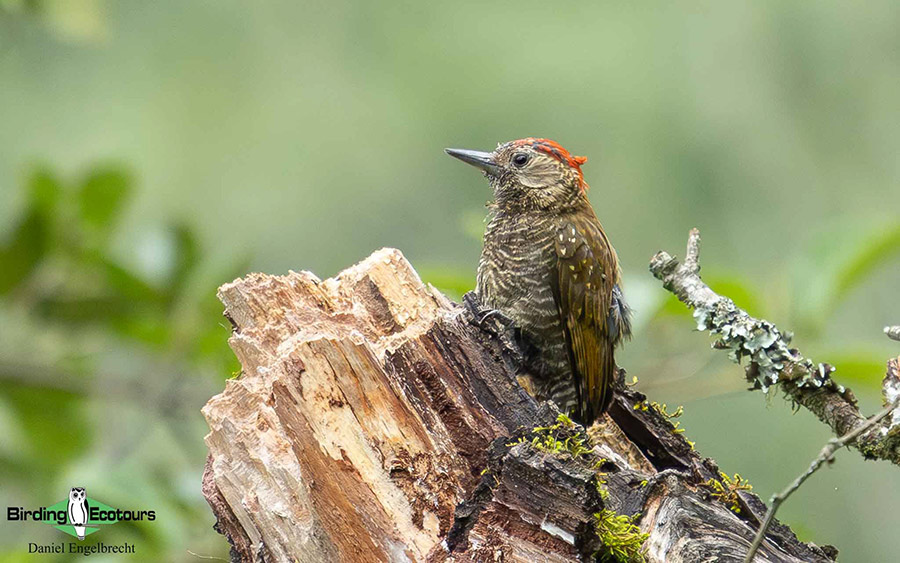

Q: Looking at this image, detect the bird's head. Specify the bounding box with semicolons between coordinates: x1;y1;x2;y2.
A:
446;138;589;211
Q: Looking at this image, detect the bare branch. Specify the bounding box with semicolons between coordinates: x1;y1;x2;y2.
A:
745;401;898;562
650;229;900;465
682;227;701;274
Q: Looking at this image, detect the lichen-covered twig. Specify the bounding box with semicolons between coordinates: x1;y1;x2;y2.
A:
744;401;898;562
650;229;900;465
886;326;900;342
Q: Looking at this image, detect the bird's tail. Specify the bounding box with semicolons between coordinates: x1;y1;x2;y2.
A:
580;345;617;426
549;346;617;426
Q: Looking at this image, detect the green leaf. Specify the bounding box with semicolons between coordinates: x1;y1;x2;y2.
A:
84;250;167;305
35;295;131;324
77;165;132;238
707;275;766;317
0;210;48;295
829;224;900;313
112;316;171;348
656;292;693;319
655;271;765;320
34;295;171;348
793;222;900;330
33;251;168;334
168;222;200;296
826;349;892;391
27;165;63;217
1;383;91;484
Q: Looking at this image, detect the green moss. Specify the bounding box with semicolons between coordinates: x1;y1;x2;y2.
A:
508;413;592;459
652;402;684;419
595;473;610;501
632;401;687;436
594;509;649;563
505;414;651;562
556;412;576;427
704;472;752;514
631;400;683;418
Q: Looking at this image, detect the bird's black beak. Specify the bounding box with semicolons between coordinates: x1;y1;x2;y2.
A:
445;148;499;176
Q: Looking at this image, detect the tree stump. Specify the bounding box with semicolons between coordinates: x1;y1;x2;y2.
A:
201;248;836;563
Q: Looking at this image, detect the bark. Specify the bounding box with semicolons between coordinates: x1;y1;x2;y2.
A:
201;248;836;563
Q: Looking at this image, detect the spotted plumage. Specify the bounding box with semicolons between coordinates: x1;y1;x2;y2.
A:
447;138;630;424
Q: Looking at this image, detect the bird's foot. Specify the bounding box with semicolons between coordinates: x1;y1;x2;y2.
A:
463;291;532;368
462;291;515;330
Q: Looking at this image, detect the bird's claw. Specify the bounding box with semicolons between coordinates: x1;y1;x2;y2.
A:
476;308;515;327
463;291;514;330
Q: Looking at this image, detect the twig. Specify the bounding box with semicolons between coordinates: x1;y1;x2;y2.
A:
650;229;900;465
744;402;898;562
681;227;701;274
186;550;229;561
886;326;900;342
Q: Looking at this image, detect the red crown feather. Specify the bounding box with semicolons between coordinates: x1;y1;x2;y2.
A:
513;138;588;191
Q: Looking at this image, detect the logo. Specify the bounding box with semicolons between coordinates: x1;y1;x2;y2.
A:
7;486;156;540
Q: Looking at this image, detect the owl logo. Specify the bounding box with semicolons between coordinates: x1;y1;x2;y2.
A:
67;487;89;540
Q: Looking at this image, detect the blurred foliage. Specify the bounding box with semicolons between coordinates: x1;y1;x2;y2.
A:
0;0;108;43
793;223;900;333
655;271;768;321
419;266;474;302
0;165;241;561
0;164;242;368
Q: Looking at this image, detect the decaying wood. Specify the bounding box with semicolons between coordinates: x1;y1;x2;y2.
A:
202;248;836;562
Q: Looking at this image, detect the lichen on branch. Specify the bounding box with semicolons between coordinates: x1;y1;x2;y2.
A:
649;229;900;465
694;297;841;393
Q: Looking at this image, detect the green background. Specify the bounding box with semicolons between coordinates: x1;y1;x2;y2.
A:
1;1;898;561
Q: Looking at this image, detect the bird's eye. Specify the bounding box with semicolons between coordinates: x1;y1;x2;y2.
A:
512;153;529;167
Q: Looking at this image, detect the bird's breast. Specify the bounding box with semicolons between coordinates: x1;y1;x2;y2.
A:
477;217;565;347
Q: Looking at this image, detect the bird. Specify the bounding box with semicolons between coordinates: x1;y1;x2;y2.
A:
67;487;89;540
446;138;630;425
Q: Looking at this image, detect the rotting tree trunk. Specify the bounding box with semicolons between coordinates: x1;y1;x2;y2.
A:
201;248;836;563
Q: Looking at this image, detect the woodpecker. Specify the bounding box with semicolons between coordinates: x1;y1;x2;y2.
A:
446;138;630;424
